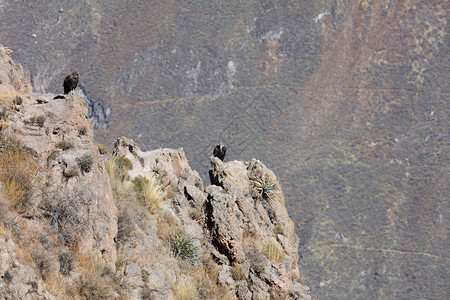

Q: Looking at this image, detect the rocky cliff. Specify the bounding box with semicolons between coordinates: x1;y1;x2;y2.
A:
0;45;309;299
0;1;448;298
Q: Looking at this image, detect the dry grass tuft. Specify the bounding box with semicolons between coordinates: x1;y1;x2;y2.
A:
231;263;246;281
263;240;285;263
191;266;233;300
0;142;39;208
74;272;115;300
55;140;74;151
172;277;199;300
0;88;29;110
132;175;165;213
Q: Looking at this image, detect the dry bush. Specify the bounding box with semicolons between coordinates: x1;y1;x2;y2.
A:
0;142;39;208
188;207;204;225
105;159;131;196
74;272;115;300
172;277;198;300
191;266;233;300
117;209;136;244
76;154;93;173
55;140;74;151
244;242;266;275
73;253;128;299
42;190;90;247
263;240;285;263
231;263;246;281
202;253;219;283
30;244;54;280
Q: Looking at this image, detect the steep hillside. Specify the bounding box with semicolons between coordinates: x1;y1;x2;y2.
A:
0;45;309;299
0;1;448;298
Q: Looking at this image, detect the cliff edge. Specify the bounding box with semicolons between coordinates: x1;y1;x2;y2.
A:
0;44;309;299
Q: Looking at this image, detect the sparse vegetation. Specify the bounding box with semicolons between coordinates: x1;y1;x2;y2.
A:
76;154;93;173
0;89;28;110
156;210;180;244
153;166;161;175
251;174;277;200
263;240;285;263
13;95;23;106
170;231;200;266
0;137;39;207
55;140;74;150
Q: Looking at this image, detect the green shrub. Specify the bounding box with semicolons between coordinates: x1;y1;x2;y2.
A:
251;174;276;200
77;154;93;173
170;232;200;266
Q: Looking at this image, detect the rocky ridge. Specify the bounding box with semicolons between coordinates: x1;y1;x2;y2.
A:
0;45;309;299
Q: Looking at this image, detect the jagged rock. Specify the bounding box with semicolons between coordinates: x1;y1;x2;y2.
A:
0;45;31;96
111;137;309;299
206;157;309;299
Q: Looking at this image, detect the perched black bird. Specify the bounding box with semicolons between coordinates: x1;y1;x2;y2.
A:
213;144;226;161
63;72;79;94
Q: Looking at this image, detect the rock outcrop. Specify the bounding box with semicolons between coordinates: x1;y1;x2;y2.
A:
112;138;309;299
0;44;309;299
